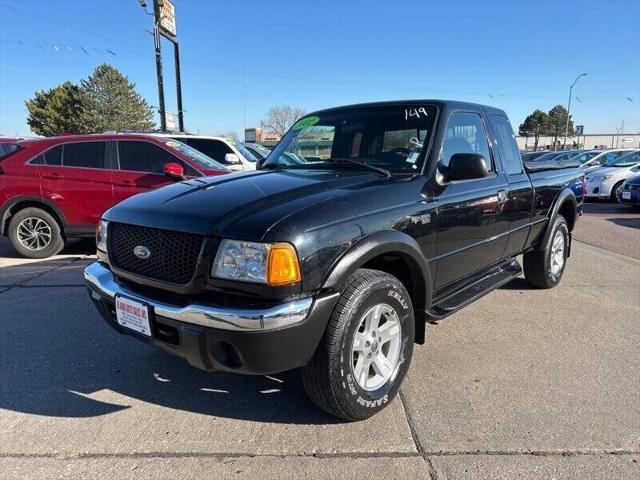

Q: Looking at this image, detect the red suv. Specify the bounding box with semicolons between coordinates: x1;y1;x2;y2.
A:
0;134;228;258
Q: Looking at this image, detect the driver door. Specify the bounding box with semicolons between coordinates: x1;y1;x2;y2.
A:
433;111;511;290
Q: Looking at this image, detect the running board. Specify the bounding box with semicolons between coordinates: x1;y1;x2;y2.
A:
426;259;522;321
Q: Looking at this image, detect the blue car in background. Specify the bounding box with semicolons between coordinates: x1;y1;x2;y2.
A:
616;174;640;208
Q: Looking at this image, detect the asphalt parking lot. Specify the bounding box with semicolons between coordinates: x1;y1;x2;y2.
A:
1;204;639;479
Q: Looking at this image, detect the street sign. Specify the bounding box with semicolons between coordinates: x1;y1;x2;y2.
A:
575;125;584;136
158;0;177;37
165;112;177;130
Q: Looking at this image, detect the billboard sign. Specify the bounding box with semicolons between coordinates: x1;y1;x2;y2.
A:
158;0;177;38
575;125;584;136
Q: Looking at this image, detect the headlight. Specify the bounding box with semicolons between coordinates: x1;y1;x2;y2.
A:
96;220;108;252
212;240;301;286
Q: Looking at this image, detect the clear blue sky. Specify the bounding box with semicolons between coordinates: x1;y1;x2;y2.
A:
1;0;639;137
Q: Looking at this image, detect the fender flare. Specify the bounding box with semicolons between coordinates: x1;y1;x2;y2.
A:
0;195;68;236
540;188;577;249
321;230;432;344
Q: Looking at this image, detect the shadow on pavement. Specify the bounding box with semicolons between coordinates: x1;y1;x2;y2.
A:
0;237;96;260
0;277;342;425
499;277;533;290
608;217;640;229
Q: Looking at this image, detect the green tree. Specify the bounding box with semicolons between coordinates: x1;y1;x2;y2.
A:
25;82;88;136
519;109;550;151
80;64;155;132
547;104;574;149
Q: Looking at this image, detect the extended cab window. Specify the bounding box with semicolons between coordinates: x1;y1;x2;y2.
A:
492;115;523;174
62;142;106;168
118;141;179;173
440;112;493;172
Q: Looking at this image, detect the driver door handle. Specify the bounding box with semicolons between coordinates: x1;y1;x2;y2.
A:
497;190;509;203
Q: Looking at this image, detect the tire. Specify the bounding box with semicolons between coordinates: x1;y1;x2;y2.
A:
8;207;64;259
610;181;624;202
302;268;415;421
523;214;569;289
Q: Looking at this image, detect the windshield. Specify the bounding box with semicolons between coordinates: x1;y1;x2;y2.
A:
264;104;437;174
245;143;271;159
608;151;640;167
571;151;599;163
228;139;258;162
163;140;227;170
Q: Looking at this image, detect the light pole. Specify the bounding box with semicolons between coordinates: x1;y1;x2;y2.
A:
563;73;587;149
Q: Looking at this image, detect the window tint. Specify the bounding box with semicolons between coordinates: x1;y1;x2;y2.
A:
491;115;522;174
441;112;492;171
62;142;105;168
45;145;63;165
118;141;177;173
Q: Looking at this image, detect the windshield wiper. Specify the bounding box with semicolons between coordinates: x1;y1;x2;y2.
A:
326;158;391;177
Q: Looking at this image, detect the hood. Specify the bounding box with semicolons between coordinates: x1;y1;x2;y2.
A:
103;169;384;237
587;166;626;177
625;174;640;185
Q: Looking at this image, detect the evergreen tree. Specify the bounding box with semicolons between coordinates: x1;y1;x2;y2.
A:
25;82;88;136
80;64;155;132
518;109;549;151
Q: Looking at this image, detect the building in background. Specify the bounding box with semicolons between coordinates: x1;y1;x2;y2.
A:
516;133;640;151
244;128;281;147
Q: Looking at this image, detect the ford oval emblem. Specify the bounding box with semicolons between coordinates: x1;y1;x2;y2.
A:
133;245;151;259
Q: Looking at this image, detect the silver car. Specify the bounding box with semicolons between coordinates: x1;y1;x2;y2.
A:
582;149;636;173
585;151;640;200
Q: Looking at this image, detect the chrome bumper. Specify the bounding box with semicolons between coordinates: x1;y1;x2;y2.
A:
83;262;313;332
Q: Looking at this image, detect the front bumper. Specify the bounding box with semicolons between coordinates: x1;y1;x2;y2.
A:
585;180;616;198
616;188;640;205
84;262;339;374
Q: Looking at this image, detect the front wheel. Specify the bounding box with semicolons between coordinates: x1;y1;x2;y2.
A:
302;269;415;421
610;181;624;202
8;207;64;259
523;214;569;289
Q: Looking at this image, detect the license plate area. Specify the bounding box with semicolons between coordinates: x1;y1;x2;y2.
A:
622;191;631;199
115;295;152;337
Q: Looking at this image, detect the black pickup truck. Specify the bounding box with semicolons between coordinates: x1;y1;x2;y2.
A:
85;100;583;421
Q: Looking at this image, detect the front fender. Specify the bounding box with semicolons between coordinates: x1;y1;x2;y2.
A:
321;230;432;344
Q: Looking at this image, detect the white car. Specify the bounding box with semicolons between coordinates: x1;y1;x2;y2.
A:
152;134;258;171
585;150;640;200
581;149;636;173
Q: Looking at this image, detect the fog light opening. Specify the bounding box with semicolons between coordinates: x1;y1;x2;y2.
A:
210;341;243;369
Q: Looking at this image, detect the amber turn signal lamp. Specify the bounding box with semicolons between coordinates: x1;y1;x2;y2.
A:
267;243;301;286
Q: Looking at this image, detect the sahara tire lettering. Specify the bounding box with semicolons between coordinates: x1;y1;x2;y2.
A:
356;395;389;408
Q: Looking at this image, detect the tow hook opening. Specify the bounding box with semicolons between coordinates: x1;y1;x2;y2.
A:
211;341;244;369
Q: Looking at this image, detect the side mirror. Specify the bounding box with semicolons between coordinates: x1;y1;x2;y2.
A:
225;153;241;165
442;153;489;182
163;162;185;180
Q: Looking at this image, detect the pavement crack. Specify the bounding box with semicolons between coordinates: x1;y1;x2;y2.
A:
399;388;438;480
0;257;87;295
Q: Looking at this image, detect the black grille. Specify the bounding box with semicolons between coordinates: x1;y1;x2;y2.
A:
108;223;203;284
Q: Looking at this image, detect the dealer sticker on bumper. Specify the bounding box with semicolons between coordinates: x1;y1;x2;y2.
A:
115;295;152;337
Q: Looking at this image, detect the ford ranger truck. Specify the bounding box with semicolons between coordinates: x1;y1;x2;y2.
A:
84;100;582;421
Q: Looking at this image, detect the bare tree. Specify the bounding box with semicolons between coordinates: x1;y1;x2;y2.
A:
263;105;306;138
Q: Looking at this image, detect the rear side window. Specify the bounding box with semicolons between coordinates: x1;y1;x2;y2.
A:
118;141;178;173
441;112;493;172
30;145;63;165
63;142;106;168
492;115;523;174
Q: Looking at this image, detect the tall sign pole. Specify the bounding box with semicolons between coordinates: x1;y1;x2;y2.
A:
152;0;167;131
155;0;184;132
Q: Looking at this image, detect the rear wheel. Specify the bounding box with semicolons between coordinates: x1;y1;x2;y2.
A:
302;269;415;421
523;214;568;289
8;207;64;259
